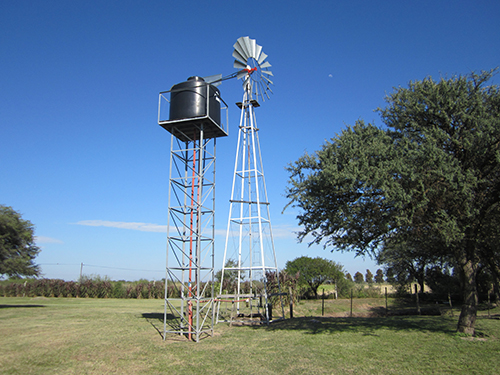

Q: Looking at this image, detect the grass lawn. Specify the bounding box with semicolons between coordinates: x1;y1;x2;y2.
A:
1;296;499;374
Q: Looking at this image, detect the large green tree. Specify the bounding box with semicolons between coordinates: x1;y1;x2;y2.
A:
285;256;344;298
0;205;41;278
285;70;500;335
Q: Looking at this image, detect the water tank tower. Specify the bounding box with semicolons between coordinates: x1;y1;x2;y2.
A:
158;75;228;342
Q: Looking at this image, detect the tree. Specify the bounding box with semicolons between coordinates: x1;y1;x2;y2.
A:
376;241;443;293
285;256;344;298
285;70;500;335
385;268;396;283
0;205;41;278
345;273;353;282
354;272;364;283
375;269;384;284
365;269;374;283
216;259;239;293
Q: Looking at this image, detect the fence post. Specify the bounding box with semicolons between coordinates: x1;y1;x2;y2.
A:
350;289;353;317
385;287;388;316
322;288;325;316
415;284;421;315
448;292;454;317
488;287;491;319
289;286;293;319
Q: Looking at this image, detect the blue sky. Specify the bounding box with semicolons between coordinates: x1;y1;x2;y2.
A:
2;1;499;281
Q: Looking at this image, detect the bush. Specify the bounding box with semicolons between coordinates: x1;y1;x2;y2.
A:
112;281;126;298
0;277;167;299
266;270;299;308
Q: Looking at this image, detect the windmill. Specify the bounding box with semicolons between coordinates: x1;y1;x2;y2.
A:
217;36;284;324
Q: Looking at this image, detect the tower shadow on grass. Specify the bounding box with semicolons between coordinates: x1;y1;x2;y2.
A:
141;312;176;339
141;312;214;342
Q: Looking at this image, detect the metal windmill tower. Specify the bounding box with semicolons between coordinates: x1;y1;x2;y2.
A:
217;36;284;324
158;75;228;342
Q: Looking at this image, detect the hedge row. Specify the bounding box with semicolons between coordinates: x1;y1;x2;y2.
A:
0;279;171;299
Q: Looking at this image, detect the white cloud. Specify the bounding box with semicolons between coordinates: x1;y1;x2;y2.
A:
35;236;64;244
271;224;301;239
328;74;333;78
76;220;168;233
75;221;300;239
214;224;300;239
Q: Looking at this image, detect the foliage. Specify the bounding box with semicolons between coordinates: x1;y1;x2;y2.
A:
0;205;41;278
375;269;384;283
0;277;165;299
365;269;374;283
266;270;299;307
285;256;345;299
215;259;239;294
354;271;364;283
345;272;352;282
352;284;383;298
386;268;396;283
285;70;500;334
425;266;460;300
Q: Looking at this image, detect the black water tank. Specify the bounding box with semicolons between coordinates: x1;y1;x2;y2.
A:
169;76;221;126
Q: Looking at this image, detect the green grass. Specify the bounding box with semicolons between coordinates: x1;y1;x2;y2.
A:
1;297;499;374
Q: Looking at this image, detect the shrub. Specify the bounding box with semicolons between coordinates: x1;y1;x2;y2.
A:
112;281;126;298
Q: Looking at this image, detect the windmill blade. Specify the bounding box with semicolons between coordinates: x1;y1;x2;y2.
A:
235;37;251;60
254;83;260;101
260;61;271;69
249;38;257;59
233;60;247;69
241;37;253;59
254;44;262;62
233;38;248;59
259;82;267;101
262;75;274;85
264;87;271;100
232;49;248;65
262;70;274;76
257;52;268;65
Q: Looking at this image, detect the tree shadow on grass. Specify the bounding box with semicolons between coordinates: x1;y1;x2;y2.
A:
256;315;456;336
0;304;45;309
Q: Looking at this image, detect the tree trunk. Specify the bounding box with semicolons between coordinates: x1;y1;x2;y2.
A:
417;266;425;293
418;278;425;294
489;263;500;304
457;257;478;335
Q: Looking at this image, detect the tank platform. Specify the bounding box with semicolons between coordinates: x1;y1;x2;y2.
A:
159;115;228;143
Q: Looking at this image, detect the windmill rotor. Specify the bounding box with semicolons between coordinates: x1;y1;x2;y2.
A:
233;36;273;102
